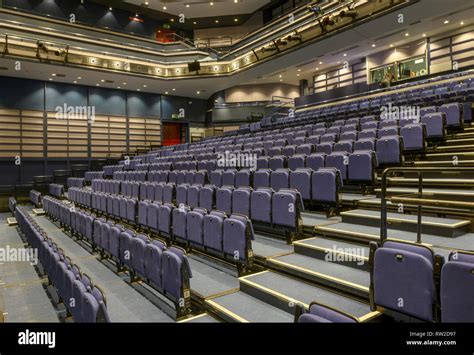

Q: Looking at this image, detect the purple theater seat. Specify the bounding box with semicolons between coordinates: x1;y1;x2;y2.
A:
216;186;233;215
439;103;461;128
186;208;206;246
376;136;403;166
289;168;312;200
272;188;302;229
400;123;426;151
298;303;358;323
250;188;273;224
348;150;377;183
203;211;226;252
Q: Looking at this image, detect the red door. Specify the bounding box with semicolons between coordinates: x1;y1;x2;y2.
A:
162;122;182;146
156;28;176;43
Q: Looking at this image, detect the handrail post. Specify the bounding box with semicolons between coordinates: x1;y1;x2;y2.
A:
380;168;389;244
416;171;423;244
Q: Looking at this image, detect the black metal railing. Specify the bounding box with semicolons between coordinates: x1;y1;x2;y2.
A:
380;167;474;244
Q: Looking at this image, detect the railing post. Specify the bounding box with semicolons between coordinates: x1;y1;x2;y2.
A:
416;171;423;244
380;168;389;244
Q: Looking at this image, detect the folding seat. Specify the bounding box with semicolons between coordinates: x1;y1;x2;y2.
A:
120;230;135;268
400;123;426;152
210;170;223;188
186;208;206;246
131;234;148;278
112;195;120;217
420;106;436;117
158;171;169;183
148;171;158;183
292;137;305;146
176;171;186;185
316;142;333;155
288;154;306;171
270;169;290;191
71;279;87;322
197;185;214;212
143;182;154;201
354;138;376;151
461;102;472;123
304;153;324;170
376;136;403;166
162;246;192;302
194;171;207;186
327;126;341;135
263;141;274;154
311;168;341;204
126;198;137;222
294;144;312;156
222;170;236;187
379;120;398;129
268;147;282;157
185;171;196;185
441;251;474;322
144;240;166;290
253;169;271;189
153;183;164;203
361;121;378;131
272;189;302;229
92;218;104;247
306;135;320;145
439;103;461;128
378;127;398;138
358;130;377;140
256;157;269;170
187;185;200;209
289;168;312;200
282;145;296;157
163;184;175;204
172;205;189;241
333;140;353;154
108;224;122;259
320;133;337;143
298;303;358;323
337;131;355;141
99;221;113;252
312;127;326;136
203;211;226;252
168;171;177;184
274;139;287;148
232;188;252;217
130;182;140;199
158;203;173;237
197;160;207;172
371;240;441;322
176;184;189;207
117;196;127;219
216;186;233;215
421;112;445;139
269;155;287;171
121;181;130;197
206;160;217;173
223;214;254;263
147;202;160;230
100;194;107;213
348;150;377;183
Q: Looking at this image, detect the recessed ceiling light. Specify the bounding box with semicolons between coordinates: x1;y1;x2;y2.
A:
343;53;347;57
316;67;319;70
144;1;149;5
135;13;139;17
109;6;112;11
163;6;167;10
297;69;301;72
123;82;127;85
460;21;464;25
101;79;105;82
172;88;176;91
390;44;393;47
234;0;238;3
137;89;141;91
297;74;300;77
73;81;77;84
422;33;426;37
49;78;53;81
186;4;190;7
280;79;283;82
96;84;100;86
279;74;282;78
405;32;409;37
77;76;82;79
165;91;169;94
171;19;174;22
337;61;341;64
117;86;121;89
443;20;449;24
210;2;214;5
51;73;57;76
193;21;197;25
143;85;147;88
215;20;219;23
196;91;201;94
234;18;238;22
319;61;322;65
371;44;376;47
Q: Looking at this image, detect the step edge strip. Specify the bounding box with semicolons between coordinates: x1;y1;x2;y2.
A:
205;299;249;323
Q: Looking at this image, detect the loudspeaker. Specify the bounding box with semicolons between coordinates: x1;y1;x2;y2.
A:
188;61;201;72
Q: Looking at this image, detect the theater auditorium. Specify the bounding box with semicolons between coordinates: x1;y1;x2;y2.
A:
1;0;473;329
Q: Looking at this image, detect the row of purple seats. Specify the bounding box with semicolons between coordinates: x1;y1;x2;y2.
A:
49;183;64;198
85;171;104;182
92;193;137;223
371;239;474;323
91;179;121;195
103;165;124;177
67;177;86;189
30;190;42;207
21;202;109;322
148;170;208;186
43;197;192;315
139;201;254;266
112;170;147;182
119;159;142;170
68;188;92;207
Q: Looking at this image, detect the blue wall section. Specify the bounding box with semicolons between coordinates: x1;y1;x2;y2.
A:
0;77;44;110
45;82;88;110
89;88;127;116
127;92;161;117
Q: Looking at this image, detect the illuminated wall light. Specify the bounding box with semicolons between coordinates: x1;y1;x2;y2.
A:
443;20;449;24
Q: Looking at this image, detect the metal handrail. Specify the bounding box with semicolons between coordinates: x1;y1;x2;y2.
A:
380;167;474;244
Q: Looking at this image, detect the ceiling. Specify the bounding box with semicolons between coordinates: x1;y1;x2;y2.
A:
123;0;272;18
1;0;473;100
